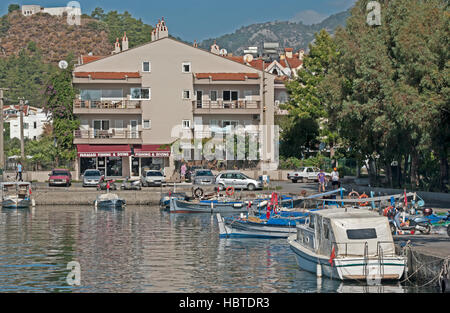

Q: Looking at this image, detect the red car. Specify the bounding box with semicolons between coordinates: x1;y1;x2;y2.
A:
48;169;72;187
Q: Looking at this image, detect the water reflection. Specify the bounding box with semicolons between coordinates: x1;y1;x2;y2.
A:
0;206;439;293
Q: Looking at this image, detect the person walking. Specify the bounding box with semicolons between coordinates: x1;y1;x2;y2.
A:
317;169;326;193
331;167;340;190
16;162;23;182
180;163;187;182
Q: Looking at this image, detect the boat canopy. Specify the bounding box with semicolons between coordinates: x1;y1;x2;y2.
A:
312;208;395;257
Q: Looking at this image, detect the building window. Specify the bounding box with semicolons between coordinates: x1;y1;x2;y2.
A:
182;120;191;129
143;119;151;129
210;90;217;102
182;90;191;99
131;88;151;100
33;122;37;129
182;62;191;73
142;61;151;72
24;123;29;130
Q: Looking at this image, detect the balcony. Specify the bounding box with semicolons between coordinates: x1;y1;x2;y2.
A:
73;99;142;114
74;129;143;144
192;100;261;115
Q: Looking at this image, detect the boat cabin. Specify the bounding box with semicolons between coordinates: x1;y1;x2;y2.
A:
297;208;396;258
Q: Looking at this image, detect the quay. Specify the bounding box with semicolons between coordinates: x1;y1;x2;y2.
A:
394;235;450;292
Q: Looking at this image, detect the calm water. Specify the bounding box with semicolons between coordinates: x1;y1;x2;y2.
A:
0;206;438;293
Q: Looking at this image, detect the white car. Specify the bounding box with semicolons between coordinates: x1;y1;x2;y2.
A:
287;167;331;183
215;171;263;191
141;170;166;187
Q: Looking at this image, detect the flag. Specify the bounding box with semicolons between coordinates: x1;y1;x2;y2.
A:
329;246;336;266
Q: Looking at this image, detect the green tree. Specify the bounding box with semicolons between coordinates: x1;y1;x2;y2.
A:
8;4;20;13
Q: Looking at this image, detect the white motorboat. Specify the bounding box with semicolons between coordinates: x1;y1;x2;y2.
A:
94;193;125;210
1;182;34;209
288;207;406;281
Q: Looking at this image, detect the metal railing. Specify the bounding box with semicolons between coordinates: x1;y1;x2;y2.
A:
74;129;142;139
193;100;261;110
332;241;396;258
74;99;142;110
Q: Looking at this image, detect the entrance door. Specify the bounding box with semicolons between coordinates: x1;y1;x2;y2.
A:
97;157;106;176
196;90;203;108
131;157;140;177
130;120;138;138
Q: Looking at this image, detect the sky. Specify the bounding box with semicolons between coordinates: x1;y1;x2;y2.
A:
0;0;357;41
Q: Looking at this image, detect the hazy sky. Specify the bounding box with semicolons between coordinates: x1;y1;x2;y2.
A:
1;0;357;41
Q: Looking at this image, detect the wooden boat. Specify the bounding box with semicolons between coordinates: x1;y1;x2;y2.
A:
217;212;309;238
94;193;126;210
169;198;252;214
1;182;34;209
288;207;406;281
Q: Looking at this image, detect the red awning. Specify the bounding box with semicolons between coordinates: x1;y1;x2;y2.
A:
77;145;131;157
133;145;171;157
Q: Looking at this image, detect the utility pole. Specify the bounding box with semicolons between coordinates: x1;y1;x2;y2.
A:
19;98;25;160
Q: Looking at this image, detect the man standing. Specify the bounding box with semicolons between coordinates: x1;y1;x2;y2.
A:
16;161;23;182
317;169;326;192
331;167;340;190
180;163;187;182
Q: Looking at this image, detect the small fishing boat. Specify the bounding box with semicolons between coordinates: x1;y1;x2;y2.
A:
94;193;126;210
1;182;34;209
169;198;252;214
159;192;189;210
288;207;406;281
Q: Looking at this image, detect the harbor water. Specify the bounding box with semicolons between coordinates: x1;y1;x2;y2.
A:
0;206;439;293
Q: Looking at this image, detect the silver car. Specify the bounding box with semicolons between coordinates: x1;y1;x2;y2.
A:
82;169;103;187
215;171;263;191
141;170;166;187
193;169;216;185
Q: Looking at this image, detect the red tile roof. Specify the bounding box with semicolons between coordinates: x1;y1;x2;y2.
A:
224;56;245;64
81;55;106;64
195;73;259;81
74;72;141;80
248;59;271;70
285;57;303;69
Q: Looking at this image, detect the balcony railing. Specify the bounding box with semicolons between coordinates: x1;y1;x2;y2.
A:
193;100;261;111
74;129;142;140
74;99;142;110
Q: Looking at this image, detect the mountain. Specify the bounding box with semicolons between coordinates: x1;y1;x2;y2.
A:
199;10;350;55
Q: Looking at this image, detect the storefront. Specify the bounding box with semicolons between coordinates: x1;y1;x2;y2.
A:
77;144;171;179
130;145;171;178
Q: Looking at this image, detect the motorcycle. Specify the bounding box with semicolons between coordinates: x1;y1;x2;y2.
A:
120;177;142;190
97;177;118;191
388;205;432;235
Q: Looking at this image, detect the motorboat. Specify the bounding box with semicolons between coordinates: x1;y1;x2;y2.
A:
1;182;34;209
288;207;406;281
94;193;125;210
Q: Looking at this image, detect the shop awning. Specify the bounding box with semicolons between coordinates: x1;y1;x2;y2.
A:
133;144;171;157
77;145;131;157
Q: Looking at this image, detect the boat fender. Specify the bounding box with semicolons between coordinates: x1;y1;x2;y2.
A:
233;203;243;208
31;199;36;207
258;200;268;208
226;186;235;196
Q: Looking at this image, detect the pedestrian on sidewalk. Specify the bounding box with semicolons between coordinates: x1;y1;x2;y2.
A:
180;163;187;182
317;169;326;193
16;162;23;182
331;167;340;190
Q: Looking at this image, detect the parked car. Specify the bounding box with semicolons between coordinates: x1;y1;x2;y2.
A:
82;169;103;187
215;171;263;191
192;169;216;185
287;167;331;183
48;169;72;187
185;166;202;182
141;170;166;187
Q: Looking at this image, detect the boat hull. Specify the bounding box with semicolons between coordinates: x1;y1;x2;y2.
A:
96;199;125;210
217;214;302;238
170;198;250;214
288;236;406;281
2;198;31;209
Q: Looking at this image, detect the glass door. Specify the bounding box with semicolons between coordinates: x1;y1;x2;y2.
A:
131;157;140;177
97;157;106;177
196;90;203;108
130;120;138;138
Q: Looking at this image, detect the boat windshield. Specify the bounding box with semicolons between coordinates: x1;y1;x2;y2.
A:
346;228;377;240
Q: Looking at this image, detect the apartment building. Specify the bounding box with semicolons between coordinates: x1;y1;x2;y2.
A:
72;19;277;179
4;105;49;140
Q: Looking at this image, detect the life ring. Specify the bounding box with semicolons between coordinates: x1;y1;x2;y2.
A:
349;190;359;199
226;186;235;196
193;187;204;198
359;193;369;206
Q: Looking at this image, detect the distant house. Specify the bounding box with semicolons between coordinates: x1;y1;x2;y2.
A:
3;105;50;141
21;4;81;17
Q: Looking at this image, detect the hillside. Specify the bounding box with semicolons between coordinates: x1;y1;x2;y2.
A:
199;10;350;54
0;11;113;64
